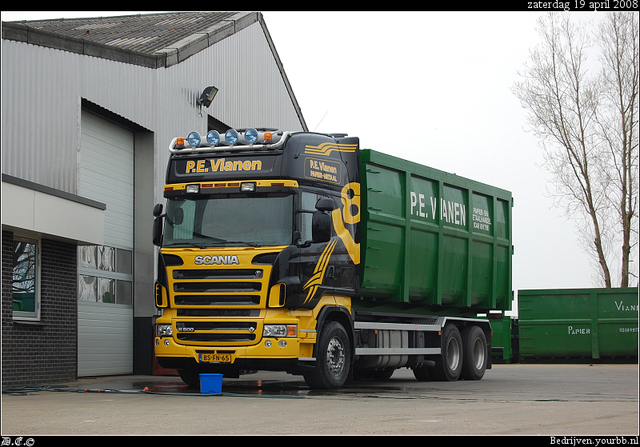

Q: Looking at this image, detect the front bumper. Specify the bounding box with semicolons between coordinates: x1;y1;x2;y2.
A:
155;333;316;374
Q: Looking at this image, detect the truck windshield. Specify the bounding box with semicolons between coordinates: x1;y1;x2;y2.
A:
162;194;294;248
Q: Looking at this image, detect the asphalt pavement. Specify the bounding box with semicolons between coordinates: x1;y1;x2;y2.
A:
2;363;638;436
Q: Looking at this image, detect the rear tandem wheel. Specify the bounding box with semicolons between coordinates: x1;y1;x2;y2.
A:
430;323;463;381
413;323;488;381
460;325;488;380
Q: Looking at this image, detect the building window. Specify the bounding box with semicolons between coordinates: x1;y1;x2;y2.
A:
12;236;41;320
78;245;133;305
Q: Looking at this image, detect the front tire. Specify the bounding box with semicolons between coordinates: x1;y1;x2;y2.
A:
178;369;200;389
304;321;351;390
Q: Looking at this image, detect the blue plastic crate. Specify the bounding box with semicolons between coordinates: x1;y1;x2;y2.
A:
199;373;223;394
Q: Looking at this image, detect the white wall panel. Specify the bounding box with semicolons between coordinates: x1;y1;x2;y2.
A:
78;301;133;376
78;110;134;376
80;110;134;249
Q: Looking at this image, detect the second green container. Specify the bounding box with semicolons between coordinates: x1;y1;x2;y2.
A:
517;288;638;360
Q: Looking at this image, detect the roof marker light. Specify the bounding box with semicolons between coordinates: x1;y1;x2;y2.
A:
241;182;256;192
206;130;220;145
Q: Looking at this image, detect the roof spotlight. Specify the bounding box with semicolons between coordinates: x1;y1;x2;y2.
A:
225;129;239;145
245;128;258;144
206;130;220;145
187;132;201;147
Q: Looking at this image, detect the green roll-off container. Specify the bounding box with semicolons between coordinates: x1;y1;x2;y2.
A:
354;149;513;317
518;288;639;359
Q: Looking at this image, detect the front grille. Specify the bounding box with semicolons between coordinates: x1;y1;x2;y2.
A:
176;309;259;317
169;265;269;345
174;269;263;280
174;282;261;293
177;333;257;342
175;295;260;306
176;321;258;343
170;268;266;307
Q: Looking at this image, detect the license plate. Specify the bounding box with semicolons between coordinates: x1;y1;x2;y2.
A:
199;353;232;364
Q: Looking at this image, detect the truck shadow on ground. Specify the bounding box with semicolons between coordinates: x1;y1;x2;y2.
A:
132;375;413;398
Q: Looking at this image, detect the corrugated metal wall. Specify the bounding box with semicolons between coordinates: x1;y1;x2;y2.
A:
2;17;307;377
1;21;305;202
1;44;80;193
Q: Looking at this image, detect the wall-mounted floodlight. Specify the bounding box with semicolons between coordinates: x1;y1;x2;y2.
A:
197;85;218;108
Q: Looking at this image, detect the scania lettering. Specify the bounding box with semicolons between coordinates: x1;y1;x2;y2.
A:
153;128;513;389
194;255;240;265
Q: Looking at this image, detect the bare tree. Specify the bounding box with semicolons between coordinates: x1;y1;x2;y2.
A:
513;12;638;288
595;12;638;288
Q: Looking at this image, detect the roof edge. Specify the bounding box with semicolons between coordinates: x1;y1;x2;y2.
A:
155;12;259;67
1;12;260;69
1;21;166;68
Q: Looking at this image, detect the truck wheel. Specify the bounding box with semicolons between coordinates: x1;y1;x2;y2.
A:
460;325;487;380
178;369;200;389
431;324;463;381
412;363;433;381
304;321;351;390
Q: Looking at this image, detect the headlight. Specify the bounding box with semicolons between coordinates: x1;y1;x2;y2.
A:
157;324;173;337
263;324;297;338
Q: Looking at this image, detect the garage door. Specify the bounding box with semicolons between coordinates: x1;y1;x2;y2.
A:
77;109;134;376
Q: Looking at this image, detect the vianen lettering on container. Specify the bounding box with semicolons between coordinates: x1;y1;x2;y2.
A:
410;191;468;227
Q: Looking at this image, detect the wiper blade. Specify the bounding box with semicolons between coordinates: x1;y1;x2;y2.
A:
163;242;207;249
192;233;258;246
217;240;259;247
164;238;259;248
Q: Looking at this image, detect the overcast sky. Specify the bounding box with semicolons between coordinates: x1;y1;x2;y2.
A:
2;10;626;301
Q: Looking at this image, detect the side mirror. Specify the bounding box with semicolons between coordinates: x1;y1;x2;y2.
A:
153;204;164;246
315;197;335;212
312;197;335;243
312;211;331;243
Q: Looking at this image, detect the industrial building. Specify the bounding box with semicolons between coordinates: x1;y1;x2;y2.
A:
1;12;306;387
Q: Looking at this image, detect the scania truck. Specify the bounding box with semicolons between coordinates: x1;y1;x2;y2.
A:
153;128;513;389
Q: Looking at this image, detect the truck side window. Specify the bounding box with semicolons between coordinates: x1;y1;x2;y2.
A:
299;191;339;243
